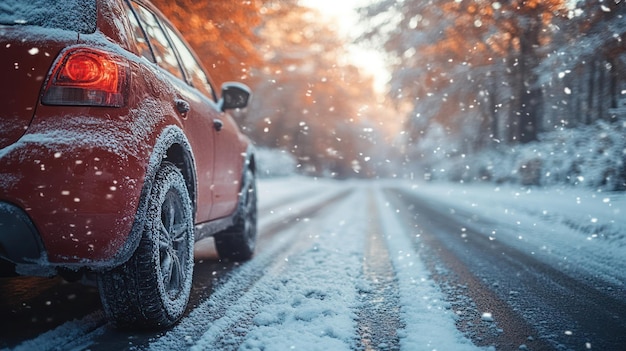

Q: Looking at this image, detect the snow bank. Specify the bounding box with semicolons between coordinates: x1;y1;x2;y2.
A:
397;180;626;287
255;147;298;178
416;118;626;191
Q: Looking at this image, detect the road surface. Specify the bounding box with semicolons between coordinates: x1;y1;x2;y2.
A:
1;178;625;350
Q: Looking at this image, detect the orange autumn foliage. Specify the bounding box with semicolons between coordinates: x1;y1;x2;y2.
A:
151;0;263;86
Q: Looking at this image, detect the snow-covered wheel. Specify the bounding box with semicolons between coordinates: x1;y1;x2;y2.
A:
214;168;258;261
97;162;194;329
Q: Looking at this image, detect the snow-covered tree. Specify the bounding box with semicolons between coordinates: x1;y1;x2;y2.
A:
360;0;626;188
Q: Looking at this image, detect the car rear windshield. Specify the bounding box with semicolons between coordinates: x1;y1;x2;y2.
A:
0;0;96;34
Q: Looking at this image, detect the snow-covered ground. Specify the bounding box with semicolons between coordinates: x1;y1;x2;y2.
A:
148;177;485;351
171;177;624;350
5;177;625;350
393;180;626;288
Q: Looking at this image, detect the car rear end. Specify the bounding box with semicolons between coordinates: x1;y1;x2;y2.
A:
0;0;152;277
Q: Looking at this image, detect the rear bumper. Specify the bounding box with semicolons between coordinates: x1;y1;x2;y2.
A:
0;202;45;264
0;117;151;273
0;202;54;276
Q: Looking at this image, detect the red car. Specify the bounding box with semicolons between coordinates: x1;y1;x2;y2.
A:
0;0;258;329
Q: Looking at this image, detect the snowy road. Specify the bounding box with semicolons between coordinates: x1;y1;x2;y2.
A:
1;178;625;350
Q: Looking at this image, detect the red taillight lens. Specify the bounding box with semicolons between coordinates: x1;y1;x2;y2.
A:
42;48;129;107
61;54;105;84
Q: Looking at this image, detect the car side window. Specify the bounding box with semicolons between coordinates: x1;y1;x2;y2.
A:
130;2;185;80
163;25;216;100
124;3;154;62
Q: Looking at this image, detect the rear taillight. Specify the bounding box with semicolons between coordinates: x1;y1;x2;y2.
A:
42;48;130;107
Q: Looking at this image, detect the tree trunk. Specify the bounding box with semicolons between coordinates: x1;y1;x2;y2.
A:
516;23;541;143
586;60;596;124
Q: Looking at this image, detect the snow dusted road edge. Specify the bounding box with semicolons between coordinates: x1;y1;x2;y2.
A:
394;180;626;288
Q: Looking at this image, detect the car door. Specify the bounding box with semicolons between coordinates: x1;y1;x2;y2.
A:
159;15;246;219
128;1;218;223
159;19;232;223
210;109;247;218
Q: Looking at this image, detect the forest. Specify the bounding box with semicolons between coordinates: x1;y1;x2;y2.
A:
152;0;626;189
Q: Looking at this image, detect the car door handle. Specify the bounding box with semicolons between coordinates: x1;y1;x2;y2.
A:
175;99;190;114
213;119;224;132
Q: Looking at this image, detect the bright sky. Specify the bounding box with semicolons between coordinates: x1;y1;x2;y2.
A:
300;0;389;92
301;0;360;32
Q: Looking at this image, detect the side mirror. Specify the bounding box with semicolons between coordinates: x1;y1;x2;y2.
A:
220;82;251;112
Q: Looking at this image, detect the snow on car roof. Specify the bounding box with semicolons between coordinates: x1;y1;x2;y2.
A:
0;0;96;34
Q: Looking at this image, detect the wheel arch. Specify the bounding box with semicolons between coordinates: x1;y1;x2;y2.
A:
244;144;256;176
114;126;197;268
146;126;197;213
164;141;197;213
240;144;256;197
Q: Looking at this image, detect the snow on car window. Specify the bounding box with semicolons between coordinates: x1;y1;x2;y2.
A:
0;0;96;34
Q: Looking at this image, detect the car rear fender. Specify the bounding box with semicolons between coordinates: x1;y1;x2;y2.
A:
101;125;195;270
152;126;198;214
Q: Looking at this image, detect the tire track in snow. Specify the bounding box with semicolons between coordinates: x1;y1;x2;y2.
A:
192;212;351;349
392;186;626;350
355;190;403;351
5;311;107;351
257;187;353;245
382;187;557;350
373;187;484;351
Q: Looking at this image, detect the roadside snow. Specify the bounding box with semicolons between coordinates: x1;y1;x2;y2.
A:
395;180;626;288
417;116;626;192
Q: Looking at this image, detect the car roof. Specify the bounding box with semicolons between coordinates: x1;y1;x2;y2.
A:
0;0;97;34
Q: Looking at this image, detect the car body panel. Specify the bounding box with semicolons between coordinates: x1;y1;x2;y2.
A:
0;0;253;274
168;74;218;222
211;113;248;218
0;31;74;149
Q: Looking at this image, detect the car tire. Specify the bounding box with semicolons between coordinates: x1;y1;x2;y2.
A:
97;161;194;329
214;168;258;261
